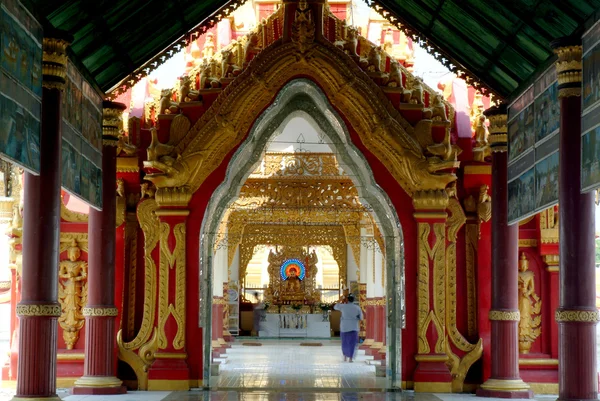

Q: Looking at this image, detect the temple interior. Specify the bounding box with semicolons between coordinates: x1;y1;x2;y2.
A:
0;0;600;400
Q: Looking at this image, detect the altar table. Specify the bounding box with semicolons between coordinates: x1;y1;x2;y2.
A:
258;313;331;338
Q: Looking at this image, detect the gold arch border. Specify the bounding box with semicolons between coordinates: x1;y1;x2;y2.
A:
165;36;456;196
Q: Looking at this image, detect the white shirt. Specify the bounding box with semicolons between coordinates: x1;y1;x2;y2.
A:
334;303;363;333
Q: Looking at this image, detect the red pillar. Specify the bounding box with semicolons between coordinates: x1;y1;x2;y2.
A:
12;34;71;401
72;102;127;395
477;106;532;398
551;39;599;401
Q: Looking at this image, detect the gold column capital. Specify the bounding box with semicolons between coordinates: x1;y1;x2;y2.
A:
155;187;193;208
102;101;127;144
42;32;72;91
484;105;508;153
412;189;449;213
551;38;582;98
543;254;559;272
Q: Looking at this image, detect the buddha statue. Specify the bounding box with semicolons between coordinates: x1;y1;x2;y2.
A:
284;267;302;294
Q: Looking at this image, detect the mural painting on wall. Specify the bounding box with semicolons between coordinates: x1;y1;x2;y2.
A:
507;67;560;224
0;0;42;173
582;19;600;193
61;60;103;209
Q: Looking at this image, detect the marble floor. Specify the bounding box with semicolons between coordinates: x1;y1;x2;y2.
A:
60;392;558;401
209;339;386;390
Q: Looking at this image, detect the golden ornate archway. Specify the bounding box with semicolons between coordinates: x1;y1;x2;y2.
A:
238;224;348;290
142;9;457;199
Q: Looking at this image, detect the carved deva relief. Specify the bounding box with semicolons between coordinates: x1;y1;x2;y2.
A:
58;240;88;349
518;253;541;354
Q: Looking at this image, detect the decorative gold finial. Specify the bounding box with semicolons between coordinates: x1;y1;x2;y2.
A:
551;37;582;98
102;101;127;146
42;30;72;90
483;105;507;153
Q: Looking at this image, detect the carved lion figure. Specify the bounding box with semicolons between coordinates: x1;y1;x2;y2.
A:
159;89;179;114
334;25;359;58
430;95;448;121
179;75;200;102
367;46;382;73
386;61;403;88
402;78;423;105
220;49;241;79
199;62;221;89
243;32;260;66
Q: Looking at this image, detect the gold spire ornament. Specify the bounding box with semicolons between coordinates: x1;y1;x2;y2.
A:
518;253;541;354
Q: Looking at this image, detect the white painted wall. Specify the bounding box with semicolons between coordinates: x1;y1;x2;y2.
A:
346;243;358;286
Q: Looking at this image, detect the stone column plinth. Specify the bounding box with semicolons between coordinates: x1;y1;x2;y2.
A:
477;106;532;398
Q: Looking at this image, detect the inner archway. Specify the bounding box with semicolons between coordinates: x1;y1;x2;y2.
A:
200;79;405;389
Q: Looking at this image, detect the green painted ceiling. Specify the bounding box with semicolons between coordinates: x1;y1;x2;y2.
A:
26;0;600;99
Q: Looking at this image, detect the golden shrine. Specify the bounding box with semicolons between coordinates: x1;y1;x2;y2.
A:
264;246;320;306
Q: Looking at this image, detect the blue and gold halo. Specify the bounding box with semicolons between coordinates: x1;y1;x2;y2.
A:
280;259;306;281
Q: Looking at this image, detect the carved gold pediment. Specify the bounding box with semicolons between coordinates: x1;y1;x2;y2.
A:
144;36;457;198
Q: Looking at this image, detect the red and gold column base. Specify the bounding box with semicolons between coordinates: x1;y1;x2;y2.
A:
478;317;533;398
13;309;60;400
477;379;533;399
71;376;126;395
413;355;452;393
72;310;126;395
557;311;599;401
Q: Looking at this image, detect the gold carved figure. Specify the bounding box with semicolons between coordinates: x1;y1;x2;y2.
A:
518;253;541;354
291;0;315;53
264;247;320;305
202;32;215;59
179;75;200;102
58;240;88;350
159;89;179;114
385;61;403;88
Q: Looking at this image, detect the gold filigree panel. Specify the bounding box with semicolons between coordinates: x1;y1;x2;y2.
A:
445;198;483;392
238;224;347;290
233;178;362;209
251;153;343;178
158;222;186;351
117;199;160;390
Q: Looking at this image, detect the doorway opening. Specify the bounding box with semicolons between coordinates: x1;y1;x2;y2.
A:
199;79;405;390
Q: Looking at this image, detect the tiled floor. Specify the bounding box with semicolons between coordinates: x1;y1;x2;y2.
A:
210;339;386;390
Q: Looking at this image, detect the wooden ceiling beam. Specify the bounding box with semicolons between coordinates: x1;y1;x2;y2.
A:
80;1;136;74
376;0;510;97
450;0;545;67
480;0;547;82
499;1;555;43
412;1;524;85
